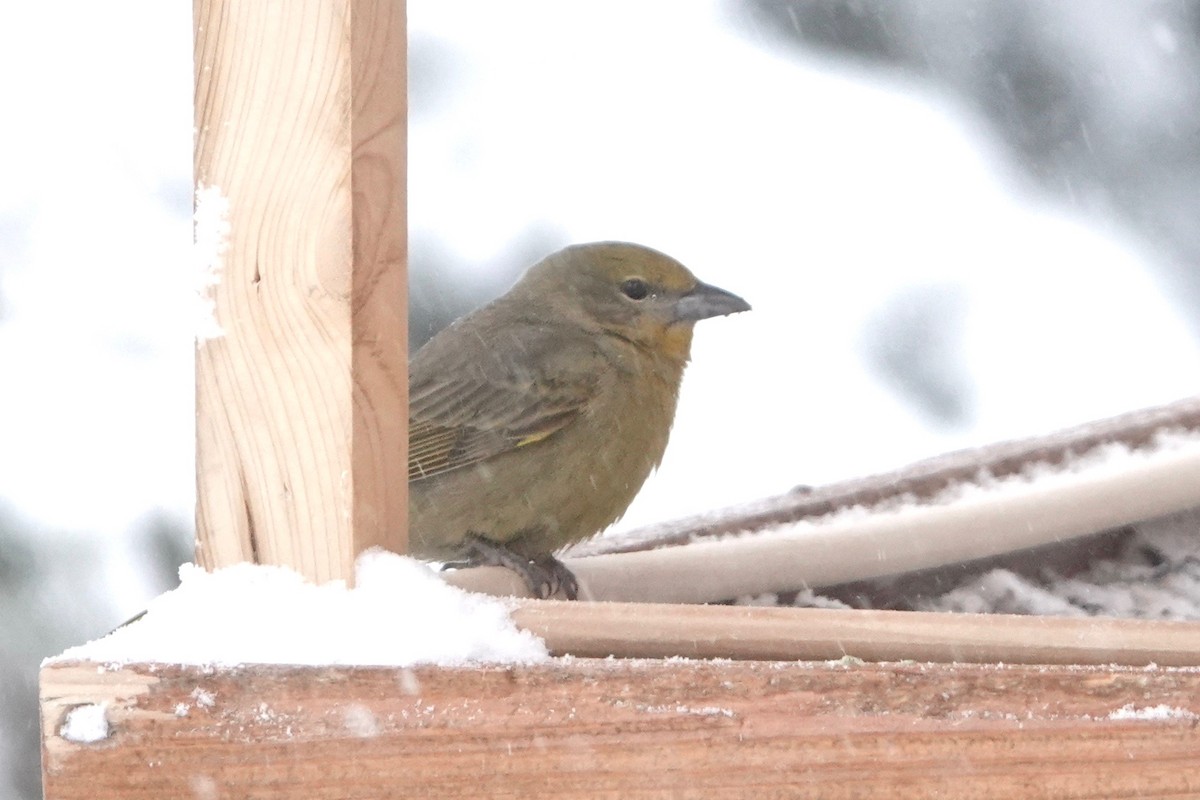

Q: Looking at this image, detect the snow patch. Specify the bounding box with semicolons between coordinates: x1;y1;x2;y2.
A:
48;550;548;667
193;183;229;343
638;704;735;718
341;703;380;738
1109;703;1199;721
60;703;109;744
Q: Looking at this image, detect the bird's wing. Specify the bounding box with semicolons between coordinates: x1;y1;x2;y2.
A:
408;323;602;482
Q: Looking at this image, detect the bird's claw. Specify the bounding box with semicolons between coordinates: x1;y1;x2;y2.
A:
455;535;579;600
529;554;579;600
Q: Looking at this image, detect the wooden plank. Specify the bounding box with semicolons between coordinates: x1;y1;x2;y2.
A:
577;394;1200;557
193;0;407;582
40;659;1200;799
509;600;1200;666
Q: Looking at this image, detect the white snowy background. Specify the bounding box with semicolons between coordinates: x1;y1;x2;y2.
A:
4;1;1200;797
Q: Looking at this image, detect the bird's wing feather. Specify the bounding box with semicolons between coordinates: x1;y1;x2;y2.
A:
408;321;603;481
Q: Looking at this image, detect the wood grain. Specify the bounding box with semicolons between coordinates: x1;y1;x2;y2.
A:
41;659;1200;799
193;0;407;582
509;599;1200;666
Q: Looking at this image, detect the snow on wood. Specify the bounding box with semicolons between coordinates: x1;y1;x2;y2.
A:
57;704;109;745
47;550;547;668
39;552;1200;671
192;183;229;343
585;395;1200;554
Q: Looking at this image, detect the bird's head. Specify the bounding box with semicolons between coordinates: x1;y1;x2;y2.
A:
515;242;750;361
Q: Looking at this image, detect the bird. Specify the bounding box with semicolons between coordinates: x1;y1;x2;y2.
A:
407;241;750;599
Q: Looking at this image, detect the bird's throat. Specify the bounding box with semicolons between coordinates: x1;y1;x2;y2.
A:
659;324;695;364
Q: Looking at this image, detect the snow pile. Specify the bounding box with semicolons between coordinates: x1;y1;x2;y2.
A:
921;507;1200;620
49;550;548;667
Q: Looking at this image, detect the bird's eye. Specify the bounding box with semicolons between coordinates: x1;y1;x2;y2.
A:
620;278;650;300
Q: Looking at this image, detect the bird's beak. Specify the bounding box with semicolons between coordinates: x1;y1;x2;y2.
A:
672;281;751;323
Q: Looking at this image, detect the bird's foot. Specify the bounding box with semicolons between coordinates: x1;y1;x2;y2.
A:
449;535;579;600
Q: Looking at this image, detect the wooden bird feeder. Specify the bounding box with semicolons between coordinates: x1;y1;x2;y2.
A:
39;2;1200;797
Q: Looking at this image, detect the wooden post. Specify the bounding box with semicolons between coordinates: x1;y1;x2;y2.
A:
193;0;407;582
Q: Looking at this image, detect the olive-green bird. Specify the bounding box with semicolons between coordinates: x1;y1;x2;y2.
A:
408;241;750;599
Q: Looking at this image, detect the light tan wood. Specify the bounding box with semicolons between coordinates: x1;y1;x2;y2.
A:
509;600;1200;665
41;658;1200;799
193;0;407;582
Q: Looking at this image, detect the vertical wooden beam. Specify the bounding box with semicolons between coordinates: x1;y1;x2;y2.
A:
193;0;407;582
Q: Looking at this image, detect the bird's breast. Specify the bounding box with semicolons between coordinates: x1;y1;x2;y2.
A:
408;346;687;559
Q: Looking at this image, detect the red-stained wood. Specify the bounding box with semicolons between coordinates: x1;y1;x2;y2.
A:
40;658;1200;799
